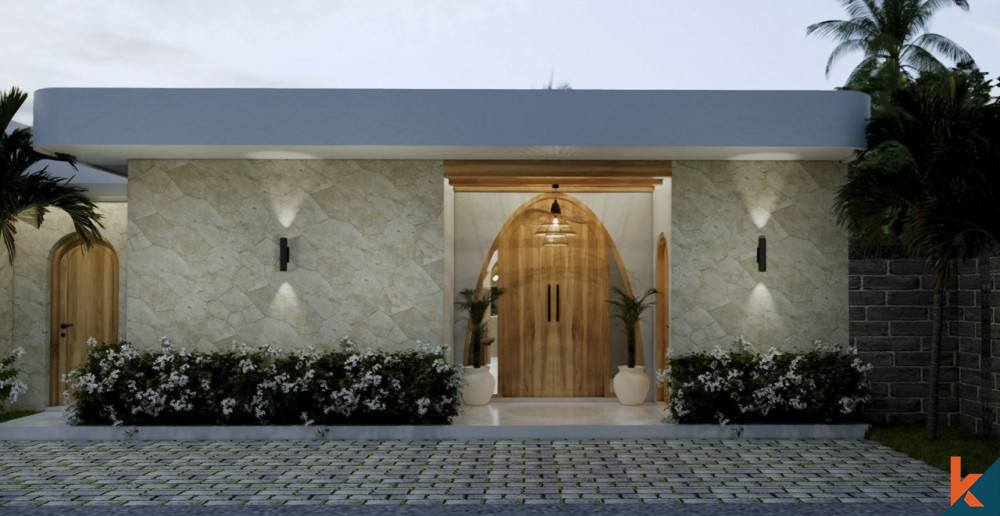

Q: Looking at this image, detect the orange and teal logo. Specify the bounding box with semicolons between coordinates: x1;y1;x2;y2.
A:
946;456;999;514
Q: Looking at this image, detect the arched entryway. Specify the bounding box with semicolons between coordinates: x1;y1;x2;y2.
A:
464;193;642;397
656;232;669;401
50;236;119;405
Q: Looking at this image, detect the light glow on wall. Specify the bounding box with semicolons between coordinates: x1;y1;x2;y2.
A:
245;150;322;160
737;175;779;230
270;281;301;316
750;207;771;229
749;282;775;315
272;190;305;228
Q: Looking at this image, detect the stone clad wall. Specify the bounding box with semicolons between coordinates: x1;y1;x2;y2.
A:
5;204;128;409
0;259;12;358
671;161;849;354
126;159;444;352
850;253;999;434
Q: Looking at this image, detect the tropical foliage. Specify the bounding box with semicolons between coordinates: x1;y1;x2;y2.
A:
65;338;464;426
608;286;656;368
0;347;27;409
0;87;103;264
666;337;872;425
834;66;999;438
836;67;999;275
807;0;974;90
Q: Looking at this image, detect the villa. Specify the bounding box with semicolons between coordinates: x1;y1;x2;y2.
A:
1;88;868;409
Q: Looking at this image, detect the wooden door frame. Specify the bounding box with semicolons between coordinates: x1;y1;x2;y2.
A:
655;233;669;402
50;236;119;406
464;192;643;397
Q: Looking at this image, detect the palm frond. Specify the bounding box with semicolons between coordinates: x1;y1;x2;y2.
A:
910;33;974;66
842;0;878;21
0;88;102;263
921;0;969;16
0;87;27;134
901;44;949;75
826;39;868;76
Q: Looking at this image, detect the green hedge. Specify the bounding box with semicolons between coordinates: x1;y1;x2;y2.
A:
65;340;463;426
667;339;871;425
0;347;27;409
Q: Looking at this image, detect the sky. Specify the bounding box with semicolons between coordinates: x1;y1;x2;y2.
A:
2;0;999;126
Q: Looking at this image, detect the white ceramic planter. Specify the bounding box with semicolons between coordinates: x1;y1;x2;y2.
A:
462;366;495;406
613;365;650;406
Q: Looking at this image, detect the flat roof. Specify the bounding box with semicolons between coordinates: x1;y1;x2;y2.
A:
33;88;869;173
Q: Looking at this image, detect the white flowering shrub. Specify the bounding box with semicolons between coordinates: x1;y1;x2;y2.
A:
0;347;27;409
65;339;463;426
665;337;872;424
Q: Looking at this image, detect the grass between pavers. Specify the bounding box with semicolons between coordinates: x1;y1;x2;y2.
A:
0;410;39;423
867;425;1000;475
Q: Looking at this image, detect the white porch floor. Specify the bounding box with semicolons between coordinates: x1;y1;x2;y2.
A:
455;399;667;426
0;400;668;428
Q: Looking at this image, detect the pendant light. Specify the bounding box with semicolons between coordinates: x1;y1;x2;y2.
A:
534;184;576;246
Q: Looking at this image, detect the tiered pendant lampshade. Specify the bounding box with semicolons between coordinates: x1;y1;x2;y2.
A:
534;192;576;247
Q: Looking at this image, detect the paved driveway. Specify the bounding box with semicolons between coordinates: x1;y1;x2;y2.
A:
0;439;949;511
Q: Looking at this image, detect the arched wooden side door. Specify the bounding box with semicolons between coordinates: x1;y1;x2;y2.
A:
656;233;669;402
50;237;119;405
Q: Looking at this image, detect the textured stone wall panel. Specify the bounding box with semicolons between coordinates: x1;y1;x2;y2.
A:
126;160;444;353
0;260;11;356
671;161;848;354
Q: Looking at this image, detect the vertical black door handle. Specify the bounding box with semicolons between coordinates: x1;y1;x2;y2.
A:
556;284;560;322
547;284;552;322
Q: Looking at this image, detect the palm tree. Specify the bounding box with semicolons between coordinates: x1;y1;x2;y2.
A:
455;287;505;368
901;71;1000;436
808;0;974;91
542;70;572;90
835;67;999;438
0;87;104;264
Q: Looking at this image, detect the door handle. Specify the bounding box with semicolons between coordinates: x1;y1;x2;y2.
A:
60;323;73;329
555;284;560;322
547;285;552;322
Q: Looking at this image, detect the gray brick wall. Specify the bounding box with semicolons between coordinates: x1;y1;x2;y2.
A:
850;251;999;434
951;257;1000;434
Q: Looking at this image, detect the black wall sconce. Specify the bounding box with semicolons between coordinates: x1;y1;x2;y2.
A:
756;235;766;272
279;237;290;271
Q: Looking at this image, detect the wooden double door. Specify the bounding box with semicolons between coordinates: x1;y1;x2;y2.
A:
496;195;610;397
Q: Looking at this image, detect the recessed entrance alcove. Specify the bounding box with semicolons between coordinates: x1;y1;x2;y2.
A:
447;161;671;403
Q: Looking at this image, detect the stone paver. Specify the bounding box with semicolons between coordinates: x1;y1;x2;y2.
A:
0;440;948;506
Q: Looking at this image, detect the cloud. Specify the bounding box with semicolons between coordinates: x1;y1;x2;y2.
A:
969;21;1000;42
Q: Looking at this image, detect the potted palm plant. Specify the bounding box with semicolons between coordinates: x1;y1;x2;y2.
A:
608;286;656;405
455;287;504;405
